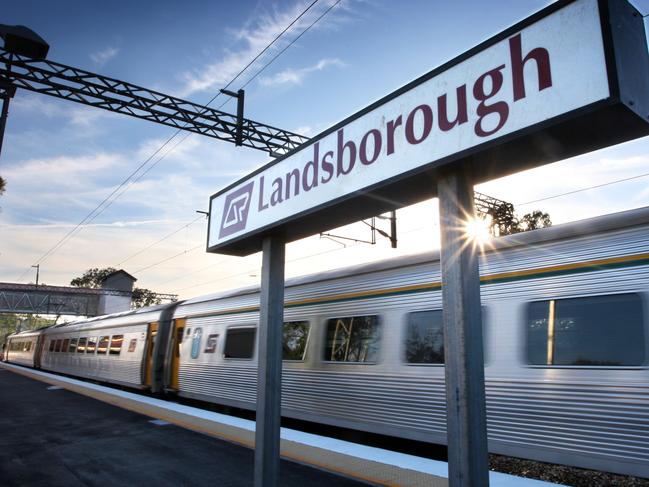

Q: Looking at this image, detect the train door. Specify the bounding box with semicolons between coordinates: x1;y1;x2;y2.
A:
168;319;185;391
144;322;158;388
34;335;46;369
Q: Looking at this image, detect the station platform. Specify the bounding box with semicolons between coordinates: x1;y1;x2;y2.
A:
0;363;559;486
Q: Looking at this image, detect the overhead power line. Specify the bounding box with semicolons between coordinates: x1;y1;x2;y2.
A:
117;0;345;278
239;0;343;91
116;215;204;267
132;245;203;275
15;0;329;281
516;170;649;206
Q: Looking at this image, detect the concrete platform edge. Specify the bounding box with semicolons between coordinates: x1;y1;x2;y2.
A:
0;363;560;487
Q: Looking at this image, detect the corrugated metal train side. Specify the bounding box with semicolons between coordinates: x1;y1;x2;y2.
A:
171;208;649;478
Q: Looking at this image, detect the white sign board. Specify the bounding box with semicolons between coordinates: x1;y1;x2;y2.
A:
208;0;649;255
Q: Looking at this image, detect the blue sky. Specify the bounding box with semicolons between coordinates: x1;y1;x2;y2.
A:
2;0;649;300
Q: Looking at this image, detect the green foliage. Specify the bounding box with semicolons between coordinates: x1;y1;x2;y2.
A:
70;267;118;288
491;208;552;236
70;267;162;309
0;175;5;196
0;314;56;346
519;210;552;232
131;287;162;308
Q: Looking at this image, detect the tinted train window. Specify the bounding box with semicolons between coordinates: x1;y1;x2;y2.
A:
406;311;445;364
49;340;55;352
62;339;70;353
283;321;309;360
69;338;78;353
405;309;488;364
86;337;97;354
526;294;645;366
127;339;137;352
54;339;62;352
224;328;256;359
109;335;123;355
324;315;380;363
77;337;87;353
97;336;110;354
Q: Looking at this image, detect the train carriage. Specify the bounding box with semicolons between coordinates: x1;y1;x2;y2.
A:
37;304;173;390
4;205;649;478
4;329;44;368
170;206;649;478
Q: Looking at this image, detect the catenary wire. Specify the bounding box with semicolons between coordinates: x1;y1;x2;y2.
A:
174;218;433;293
119;0;345;279
515;170;649;206
154;164;649;293
116;215;204;267
132;245;203;275
15;0;323;281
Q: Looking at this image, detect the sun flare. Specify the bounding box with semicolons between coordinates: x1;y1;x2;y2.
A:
464;216;492;248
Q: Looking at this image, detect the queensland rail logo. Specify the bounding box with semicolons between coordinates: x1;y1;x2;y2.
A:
219;181;254;239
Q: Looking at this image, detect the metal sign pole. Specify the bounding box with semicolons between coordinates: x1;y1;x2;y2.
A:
438;169;489;486
254;235;286;487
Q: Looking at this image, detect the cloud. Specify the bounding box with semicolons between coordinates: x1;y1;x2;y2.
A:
90;46;119;66
178;1;351;97
11;93;119;135
0;219;183;230
258;58;345;86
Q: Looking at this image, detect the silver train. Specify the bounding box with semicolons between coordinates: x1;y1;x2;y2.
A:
5;206;649;479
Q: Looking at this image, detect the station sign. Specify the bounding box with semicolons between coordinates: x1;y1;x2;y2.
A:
208;0;649;255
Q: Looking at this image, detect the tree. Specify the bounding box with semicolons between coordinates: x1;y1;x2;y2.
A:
0;313;56;349
131;287;162;308
492;209;552;236
70;267;162;309
519;210;552;232
0;175;5;196
70;267;118;288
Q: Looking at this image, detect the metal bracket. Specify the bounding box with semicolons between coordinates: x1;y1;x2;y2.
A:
320;210;397;248
220;88;245;146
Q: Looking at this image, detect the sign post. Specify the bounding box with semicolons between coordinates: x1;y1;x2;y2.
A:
438;170;489;485
254;235;286;487
206;2;649;486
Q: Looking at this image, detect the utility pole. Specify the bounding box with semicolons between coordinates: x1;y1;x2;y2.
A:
31;264;39;286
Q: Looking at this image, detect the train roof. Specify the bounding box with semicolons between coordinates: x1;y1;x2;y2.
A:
41;302;174;333
6;324;55;339
181;205;649;306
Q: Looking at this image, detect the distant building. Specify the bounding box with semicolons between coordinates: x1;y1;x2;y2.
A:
98;270;136;314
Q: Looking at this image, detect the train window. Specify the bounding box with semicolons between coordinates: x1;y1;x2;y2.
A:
49;340;55;352
405;310;444;364
61;339;70;353
204;334;219;354
127;338;137;352
109;335;123;355
283;321;309;361
191;328;203;359
77;337;87;353
224;328;256;359
324;315;380;363
97;336;110;354
69;338;78;353
526;293;645;366
54;339;62;352
404;309;488;364
86;337;97;354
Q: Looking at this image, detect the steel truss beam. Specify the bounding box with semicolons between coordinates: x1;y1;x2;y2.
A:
0;50;309;156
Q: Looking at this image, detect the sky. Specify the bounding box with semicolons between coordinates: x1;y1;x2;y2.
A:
2;0;649;302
